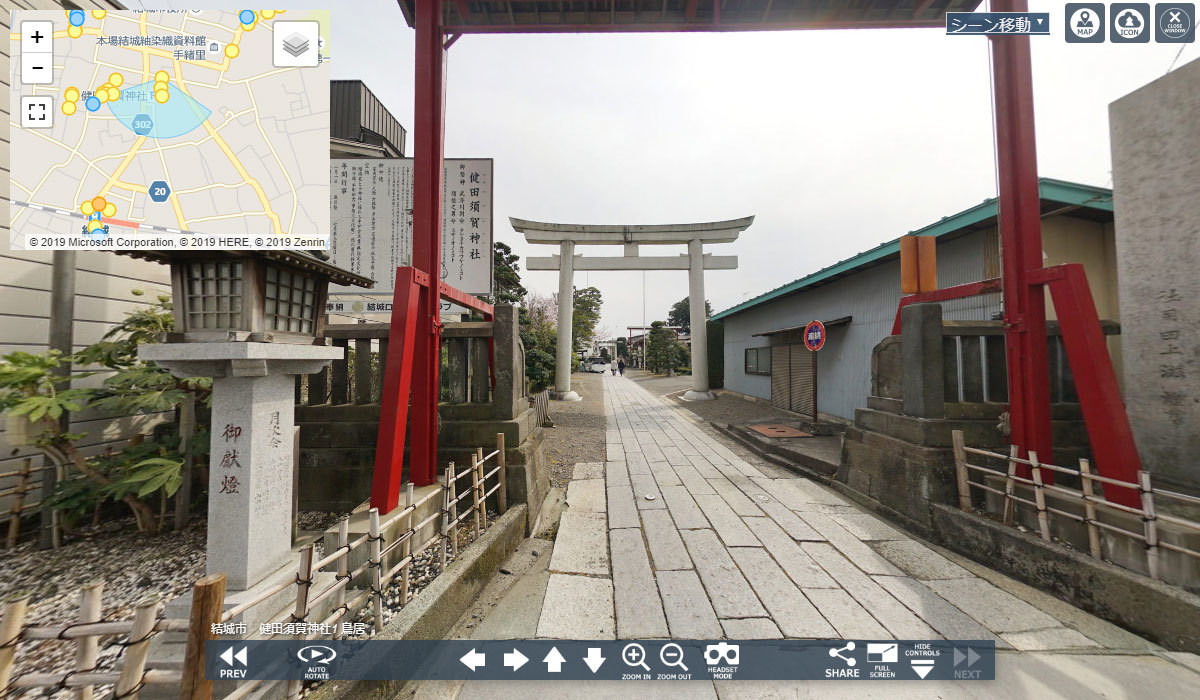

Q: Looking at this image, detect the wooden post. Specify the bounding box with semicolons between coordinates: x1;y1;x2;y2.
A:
951;430;971;512
1078;458;1103;559
5;459;32;548
401;483;414;605
1028;451;1052;542
74;582;103;700
470;453;481;538
0;595;30;696
286;545;315;700
1139;470;1161;581
114;599;159;700
448;464;459;560
1003;445;1019;526
181;574;226;700
440;467;451;570
334;517;349;637
368;510;384;633
472;449;482;530
354;338;373;404
496;433;507;515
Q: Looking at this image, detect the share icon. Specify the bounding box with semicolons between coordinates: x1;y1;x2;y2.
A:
828;642;856;667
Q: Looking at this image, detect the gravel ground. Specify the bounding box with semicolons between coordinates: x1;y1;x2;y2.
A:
540;372;606;488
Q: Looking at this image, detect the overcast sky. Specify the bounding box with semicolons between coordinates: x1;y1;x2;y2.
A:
143;1;1192;340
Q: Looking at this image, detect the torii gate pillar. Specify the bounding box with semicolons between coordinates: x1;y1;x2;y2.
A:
553;240;581;401
685;238;715;400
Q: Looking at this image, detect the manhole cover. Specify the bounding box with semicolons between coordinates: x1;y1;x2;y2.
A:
749;424;812;438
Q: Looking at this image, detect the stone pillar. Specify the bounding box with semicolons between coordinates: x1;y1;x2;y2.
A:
445;337;469;404
1110;59;1200;494
492;304;524;420
469;338;490;403
552;240;580;401
901;303;945;419
684;238;716;401
138;342;341;591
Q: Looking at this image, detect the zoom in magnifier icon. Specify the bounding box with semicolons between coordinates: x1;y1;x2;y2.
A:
622;642;650;671
660;643;688;672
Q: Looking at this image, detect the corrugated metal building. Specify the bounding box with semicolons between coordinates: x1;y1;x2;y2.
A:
712;178;1119;422
329;80;406;158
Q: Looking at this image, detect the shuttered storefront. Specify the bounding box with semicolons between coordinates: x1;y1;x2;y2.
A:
770;341;816;417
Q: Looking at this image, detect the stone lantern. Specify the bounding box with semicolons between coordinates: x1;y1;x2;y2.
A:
132;250;372;591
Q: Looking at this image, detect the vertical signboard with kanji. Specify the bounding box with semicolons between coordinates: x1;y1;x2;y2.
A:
328;158;493;301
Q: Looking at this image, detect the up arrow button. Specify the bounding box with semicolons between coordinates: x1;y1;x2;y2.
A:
543;647;566;673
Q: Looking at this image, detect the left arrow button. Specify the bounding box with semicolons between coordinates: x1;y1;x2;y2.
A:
460;648;486;671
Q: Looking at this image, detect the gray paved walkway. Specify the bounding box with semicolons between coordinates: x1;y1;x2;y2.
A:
427;374;1200;699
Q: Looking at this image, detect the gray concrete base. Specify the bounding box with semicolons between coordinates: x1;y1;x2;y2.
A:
549;390;581;402
681;390;717;401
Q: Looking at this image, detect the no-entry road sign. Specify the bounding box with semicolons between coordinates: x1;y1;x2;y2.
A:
804;320;826;352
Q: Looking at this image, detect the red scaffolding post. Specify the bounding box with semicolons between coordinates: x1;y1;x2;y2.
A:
989;0;1055;477
408;0;447;491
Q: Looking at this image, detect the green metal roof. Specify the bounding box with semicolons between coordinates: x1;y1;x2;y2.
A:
711;178;1113;321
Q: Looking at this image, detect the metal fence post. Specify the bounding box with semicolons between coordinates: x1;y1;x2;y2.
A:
367;511;383;633
1003;445;1019;526
470;453;481;538
401;483;414;605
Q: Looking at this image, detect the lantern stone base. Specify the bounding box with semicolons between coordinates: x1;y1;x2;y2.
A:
139;342;342;591
682;390;717;401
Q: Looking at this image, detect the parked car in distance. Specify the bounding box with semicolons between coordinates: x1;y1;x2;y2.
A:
581;357;611;373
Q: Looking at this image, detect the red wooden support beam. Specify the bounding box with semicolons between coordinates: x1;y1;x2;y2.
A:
890;278;1002;335
409;0;449;490
990;0;1054;471
1034;264;1142;507
371;268;424;513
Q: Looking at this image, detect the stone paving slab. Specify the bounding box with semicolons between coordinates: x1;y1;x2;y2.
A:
829;512;906;540
687;454;725;478
720;618;783;640
566;478;606;513
671;461;716;495
799;514;905;576
681;529;767;619
693;494;760;547
657;569;723;638
650;461;683;487
869;539;973;580
640;509;693;571
659;485;711;530
548;512;610;575
742;517;836;588
802;543;937;639
799;586;890;639
573;462;605;480
605;460;630;487
729;546;837;638
536;574;615;639
871;575;1005;644
610;528;670;638
607;484;641;530
631;473;668;510
709;478;765;517
1000;627;1103;651
924;577;1062;633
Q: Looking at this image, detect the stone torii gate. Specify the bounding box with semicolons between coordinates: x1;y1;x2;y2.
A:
513;216;754;402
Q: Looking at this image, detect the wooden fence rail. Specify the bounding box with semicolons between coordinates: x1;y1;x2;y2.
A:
0;434;509;700
951;429;1200;583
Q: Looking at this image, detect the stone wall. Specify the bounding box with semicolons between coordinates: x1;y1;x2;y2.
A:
1110;57;1200;495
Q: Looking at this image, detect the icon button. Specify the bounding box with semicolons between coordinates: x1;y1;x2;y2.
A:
459;648;485;671
1156;3;1196;42
273;20;320;67
1066;3;1106;42
953;647;982;667
621;642;650;672
21;21;53;54
704;642;740;666
1112;3;1153;42
543;647;565;673
867;643;898;663
583;647;606;673
21;96;53;128
21;52;53;85
659;643;688;672
503;648;528;671
219;646;248;667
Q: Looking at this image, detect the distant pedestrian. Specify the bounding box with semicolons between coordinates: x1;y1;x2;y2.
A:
618;359;625;376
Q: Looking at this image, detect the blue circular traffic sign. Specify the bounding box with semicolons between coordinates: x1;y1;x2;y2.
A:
803;320;826;352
